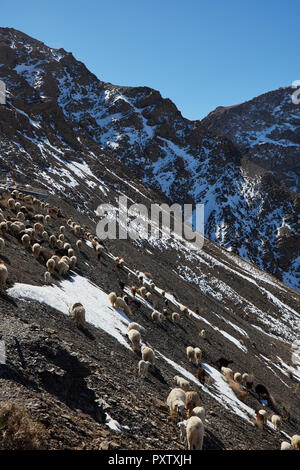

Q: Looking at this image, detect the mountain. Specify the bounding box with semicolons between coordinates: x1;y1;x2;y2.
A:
0;27;299;451
202;87;300;194
0;28;299;291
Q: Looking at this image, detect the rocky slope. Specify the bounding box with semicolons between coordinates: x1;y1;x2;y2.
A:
0;28;299;291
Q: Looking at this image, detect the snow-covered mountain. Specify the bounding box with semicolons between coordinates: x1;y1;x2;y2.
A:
202;87;300;194
0;27;299;291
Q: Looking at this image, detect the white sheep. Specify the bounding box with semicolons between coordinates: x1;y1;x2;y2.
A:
76;239;82;251
58;234;64;241
291;435;300;450
194;347;202;365
180;305;189;316
128;322;144;333
70;302;85;327
141;344;155;365
33;222;43;234
57;260;69;276
234;372;242;384
221;367;234;380
68;248;75;258
46;258;56;273
0;222;7;235
0;261;8;291
32;243;41;259
186;346;195;362
57;240;63;249
271;414;281;432
44;271;51;283
44;215;51;225
69;256;77;269
108;292;117;306
281;441;293;450
199;329;206;338
114;297;131;315
177;420;187;444
172;312;180;323
64;243;71;251
7;198;15;210
191;406;206;422
173;375;190;391
42;231;49;241
186;416;204;450
151;310;162;323
21;234;30;249
17;211;25;222
59;226;65;234
138;360;150;378
167;388;186;417
49;234;57;247
258;409;268;424
0;237;5;251
128;329;141;351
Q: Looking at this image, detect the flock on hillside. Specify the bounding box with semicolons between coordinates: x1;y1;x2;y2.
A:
0;188;299;451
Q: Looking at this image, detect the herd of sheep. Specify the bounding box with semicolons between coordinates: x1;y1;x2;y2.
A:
0;188;299;451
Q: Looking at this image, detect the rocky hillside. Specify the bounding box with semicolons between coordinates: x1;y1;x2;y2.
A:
0;28;299;291
0;179;299;450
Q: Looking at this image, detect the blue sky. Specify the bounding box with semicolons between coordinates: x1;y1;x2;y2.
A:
1;0;299;119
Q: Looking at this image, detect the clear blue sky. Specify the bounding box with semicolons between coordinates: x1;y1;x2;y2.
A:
1;0;299;119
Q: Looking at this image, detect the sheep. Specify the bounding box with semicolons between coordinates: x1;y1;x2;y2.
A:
199;329;206;338
32;243;41;259
21;234;30;249
46;258;56;274
68;248;75;258
76;240;82;251
0;261;8;291
70;302;85;327
44;271;51;283
191;406;206;422
7;198;15;210
15;202;21;212
128;329;141;351
0;237;5;251
160;290;165;297
281;441;293;450
173;375;190;391
141;344;155;365
221;367;234;381
51;254;60;264
151;310;161;323
180;305;189;316
139;286;147;298
291;435;300;450
58;234;64;241
108;292;117;306
258;409;268;424
25;228;34;239
49;235;57;247
145;292;152;302
33;222;43;234
138;360;150;378
196;366;207;385
186;416;204;450
271;414;281;432
186;346;195;362
61;256;71;266
44;215;50;225
95;244;102;259
185;390;201;418
172;312;180;323
114;297;131;315
64;243;71;251
128;322;144;333
34;214;44;223
234;372;242;384
69;256;77;269
194;347;202;365
255;410;265;429
177;420;187;444
59;226;65;234
0;222;7;235
0;213;4;223
42;231;49;241
57;260;69;276
16;211;25;222
57;240;63;249
227;378;248;403
167;388;186;418
130;284;136;296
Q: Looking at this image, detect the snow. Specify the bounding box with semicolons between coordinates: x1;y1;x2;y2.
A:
7;274;131;348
